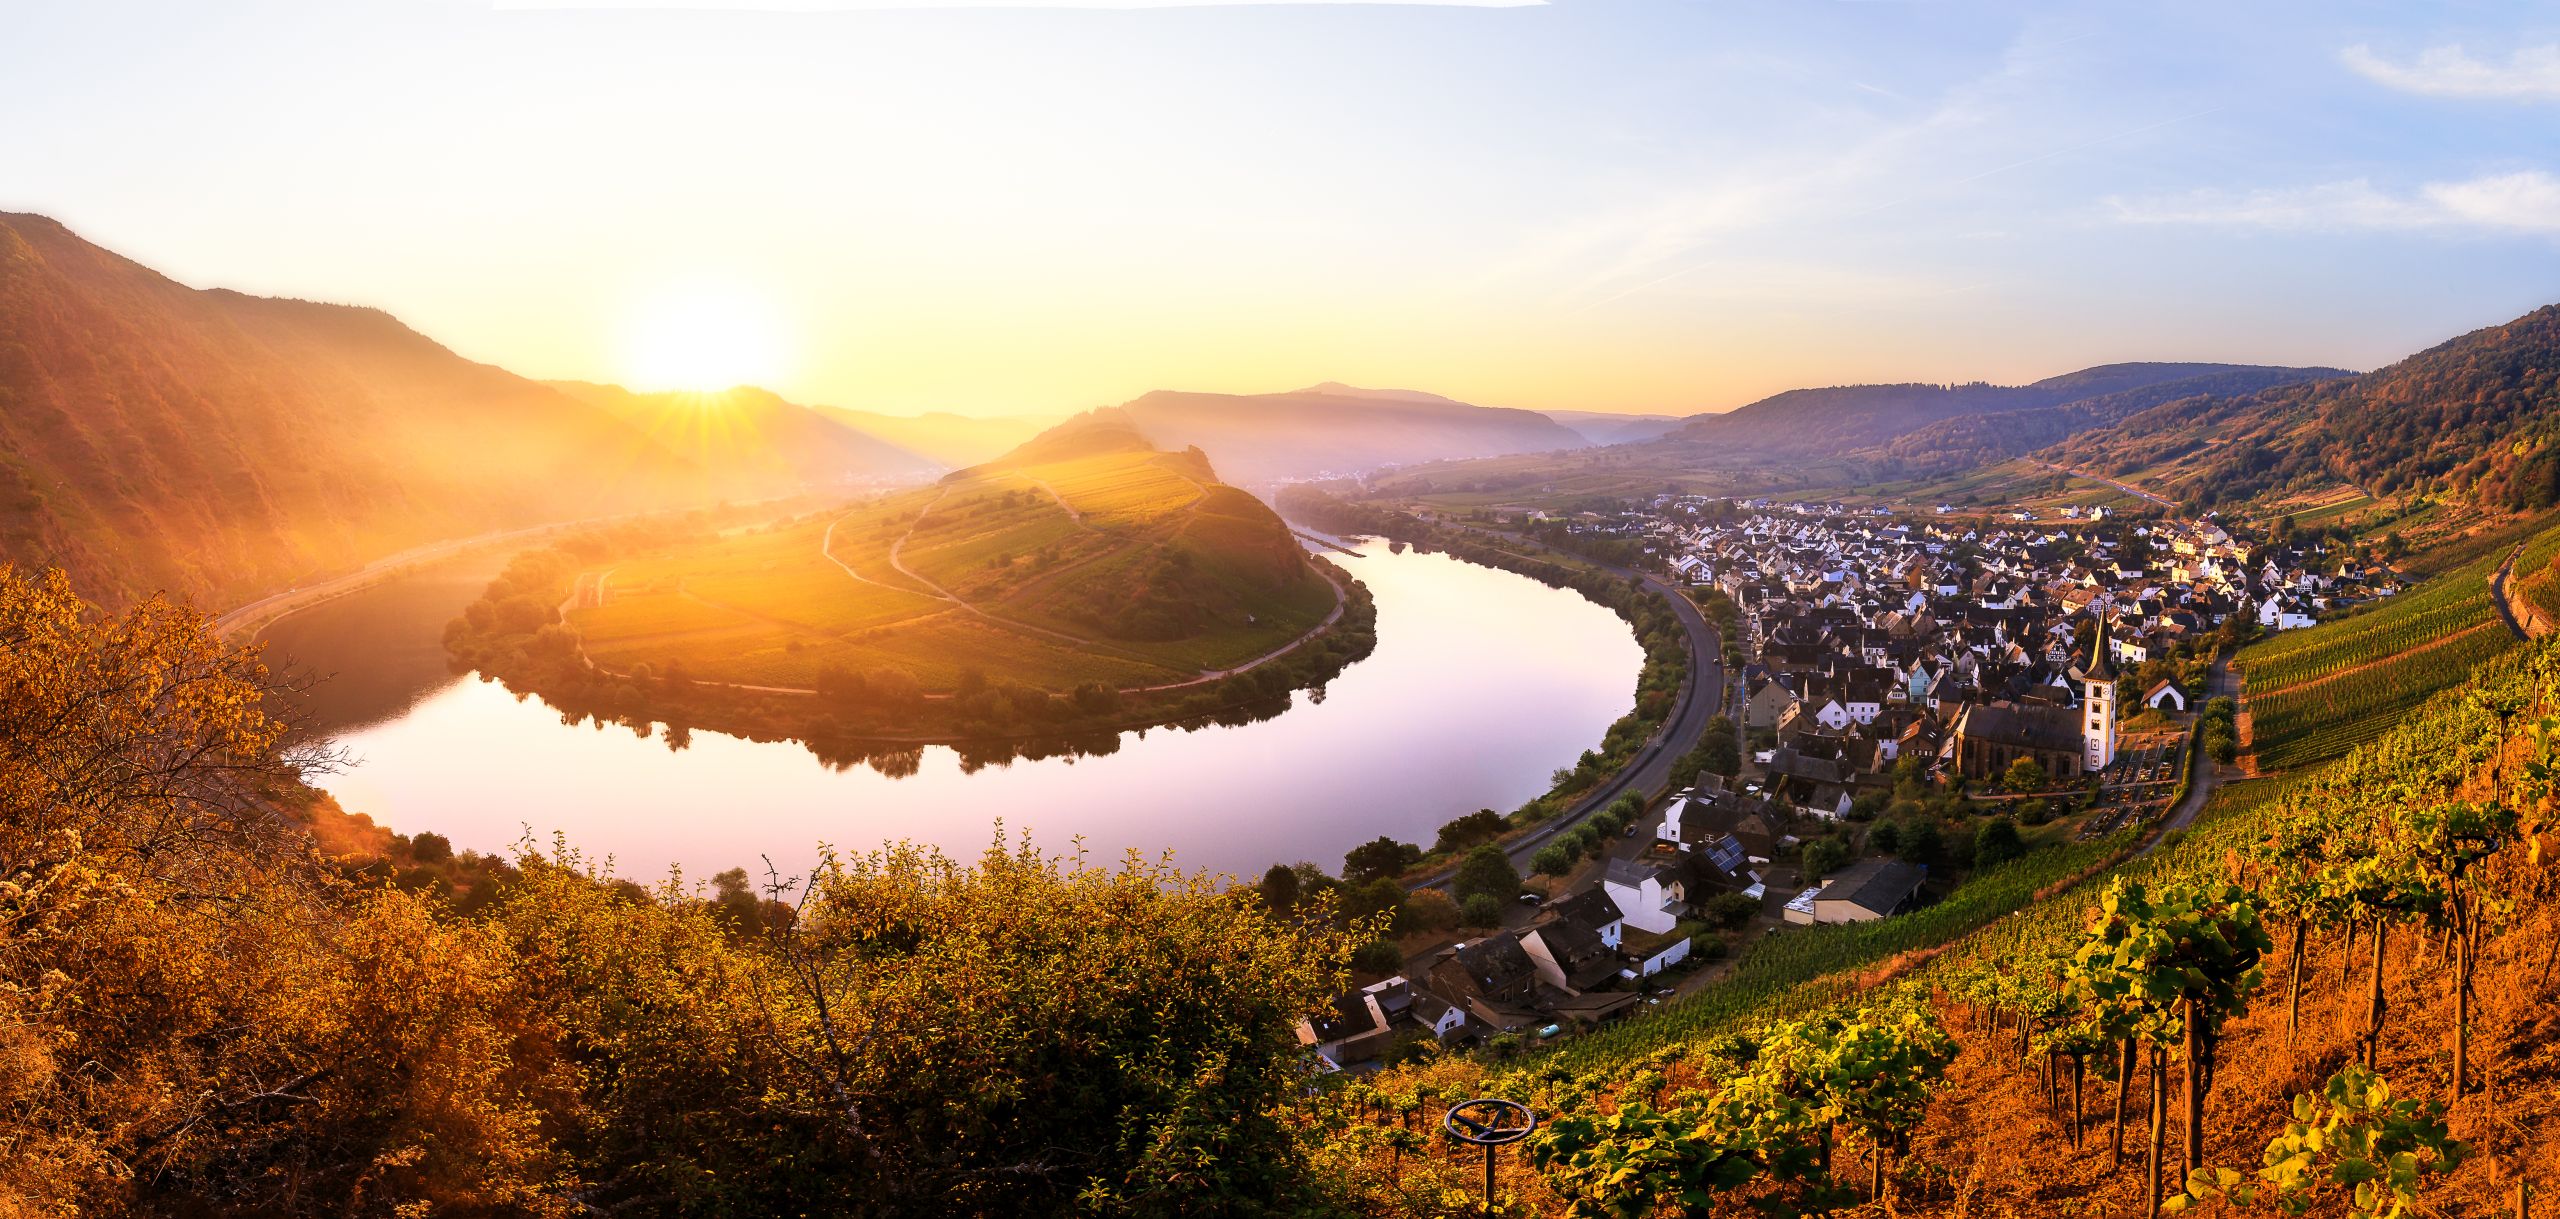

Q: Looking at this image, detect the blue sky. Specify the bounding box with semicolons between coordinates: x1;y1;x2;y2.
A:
3;0;2556;415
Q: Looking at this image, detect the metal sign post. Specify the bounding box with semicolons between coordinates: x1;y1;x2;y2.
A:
1443;1097;1538;1214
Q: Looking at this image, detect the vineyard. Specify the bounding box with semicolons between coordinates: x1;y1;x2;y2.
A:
1322;638;2560;1217
2507;524;2560;630
2236;540;2531;772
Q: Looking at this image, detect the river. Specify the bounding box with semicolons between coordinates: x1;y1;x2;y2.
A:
257;538;1643;882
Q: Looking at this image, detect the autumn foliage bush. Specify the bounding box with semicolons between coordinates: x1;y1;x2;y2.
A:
0;565;1363;1216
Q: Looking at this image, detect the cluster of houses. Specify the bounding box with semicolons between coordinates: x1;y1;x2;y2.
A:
1653;500;2402;799
1298;779;1924;1071
1302;495;2397;1072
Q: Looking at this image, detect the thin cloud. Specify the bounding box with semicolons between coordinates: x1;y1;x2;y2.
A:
2341;43;2560;100
2108;172;2560;235
499;0;1542;8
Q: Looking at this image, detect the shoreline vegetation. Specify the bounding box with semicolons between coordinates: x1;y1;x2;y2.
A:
439;509;1381;772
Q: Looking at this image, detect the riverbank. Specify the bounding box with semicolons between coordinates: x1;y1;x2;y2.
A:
1272;487;1721;890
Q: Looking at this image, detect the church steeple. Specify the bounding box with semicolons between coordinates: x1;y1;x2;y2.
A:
2082;612;2118;774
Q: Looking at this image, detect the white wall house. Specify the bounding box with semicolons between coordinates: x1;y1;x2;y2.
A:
1602;858;1684;935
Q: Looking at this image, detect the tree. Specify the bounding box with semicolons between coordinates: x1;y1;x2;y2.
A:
2004;756;2047;793
1453;844;1522;906
1259;863;1301;913
1898;819;1944;865
1802;837;1852;879
1460;892;1506;928
1351;939;1405;975
1433;809;1508;854
1705;891;1760;931
1342;835;1423;884
1340;877;1406;928
1868;820;1902;854
1973;816;2025;868
1532;842;1578;877
1395;888;1461;935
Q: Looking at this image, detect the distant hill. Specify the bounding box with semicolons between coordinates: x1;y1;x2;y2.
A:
811;405;1054;469
1664;362;2280;458
2045;303;2560;512
1543;409;1686;446
1871;365;2349;475
546;381;940;484
1114;383;1588;483
0;212;710;610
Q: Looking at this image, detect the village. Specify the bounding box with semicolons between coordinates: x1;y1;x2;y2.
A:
1300;492;2400;1072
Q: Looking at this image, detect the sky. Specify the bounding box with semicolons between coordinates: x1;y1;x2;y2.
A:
4;0;2558;418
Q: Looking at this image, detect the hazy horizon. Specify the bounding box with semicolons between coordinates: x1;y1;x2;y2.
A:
7;0;2557;418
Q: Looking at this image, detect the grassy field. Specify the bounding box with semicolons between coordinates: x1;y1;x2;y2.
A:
565;425;1339;694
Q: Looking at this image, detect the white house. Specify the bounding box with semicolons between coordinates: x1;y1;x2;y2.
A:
2145;679;2187;712
2257;598;2318;631
1624;929;1692;977
1602;857;1685;935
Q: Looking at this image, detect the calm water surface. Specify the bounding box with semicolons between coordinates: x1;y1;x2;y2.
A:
259;539;1641;882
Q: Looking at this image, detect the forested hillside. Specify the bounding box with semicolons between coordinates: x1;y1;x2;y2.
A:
1665;362;2275;458
2048;304;2560;513
0;213;710;610
1874;364;2348;475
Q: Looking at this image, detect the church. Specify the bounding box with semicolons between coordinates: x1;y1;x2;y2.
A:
1950;617;2119;784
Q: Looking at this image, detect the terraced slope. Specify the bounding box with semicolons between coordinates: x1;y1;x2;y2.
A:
566;410;1339;692
2233;533;2538;771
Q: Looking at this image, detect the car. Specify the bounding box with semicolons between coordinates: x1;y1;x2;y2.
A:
1518;892;1544;906
1535;1024;1563;1039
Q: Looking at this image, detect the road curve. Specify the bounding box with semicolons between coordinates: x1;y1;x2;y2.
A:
1409;560;1725;892
2139;650;2236;854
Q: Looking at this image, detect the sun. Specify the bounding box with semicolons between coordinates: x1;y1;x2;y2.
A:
619;284;790;393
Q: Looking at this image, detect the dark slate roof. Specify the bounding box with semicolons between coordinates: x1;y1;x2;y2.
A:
1955;699;2082;754
1818;858;1925;917
1310;991;1380;1043
1454;934;1536;990
1549;886;1623;931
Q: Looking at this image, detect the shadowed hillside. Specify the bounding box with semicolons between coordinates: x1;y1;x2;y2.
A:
1872;364;2350;475
0;213;709;610
2046;303;2560;513
1667;362;2283;458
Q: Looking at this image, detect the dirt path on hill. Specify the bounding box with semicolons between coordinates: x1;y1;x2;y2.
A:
2488;540;2548;640
2034;460;2172;507
820;512;937;596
